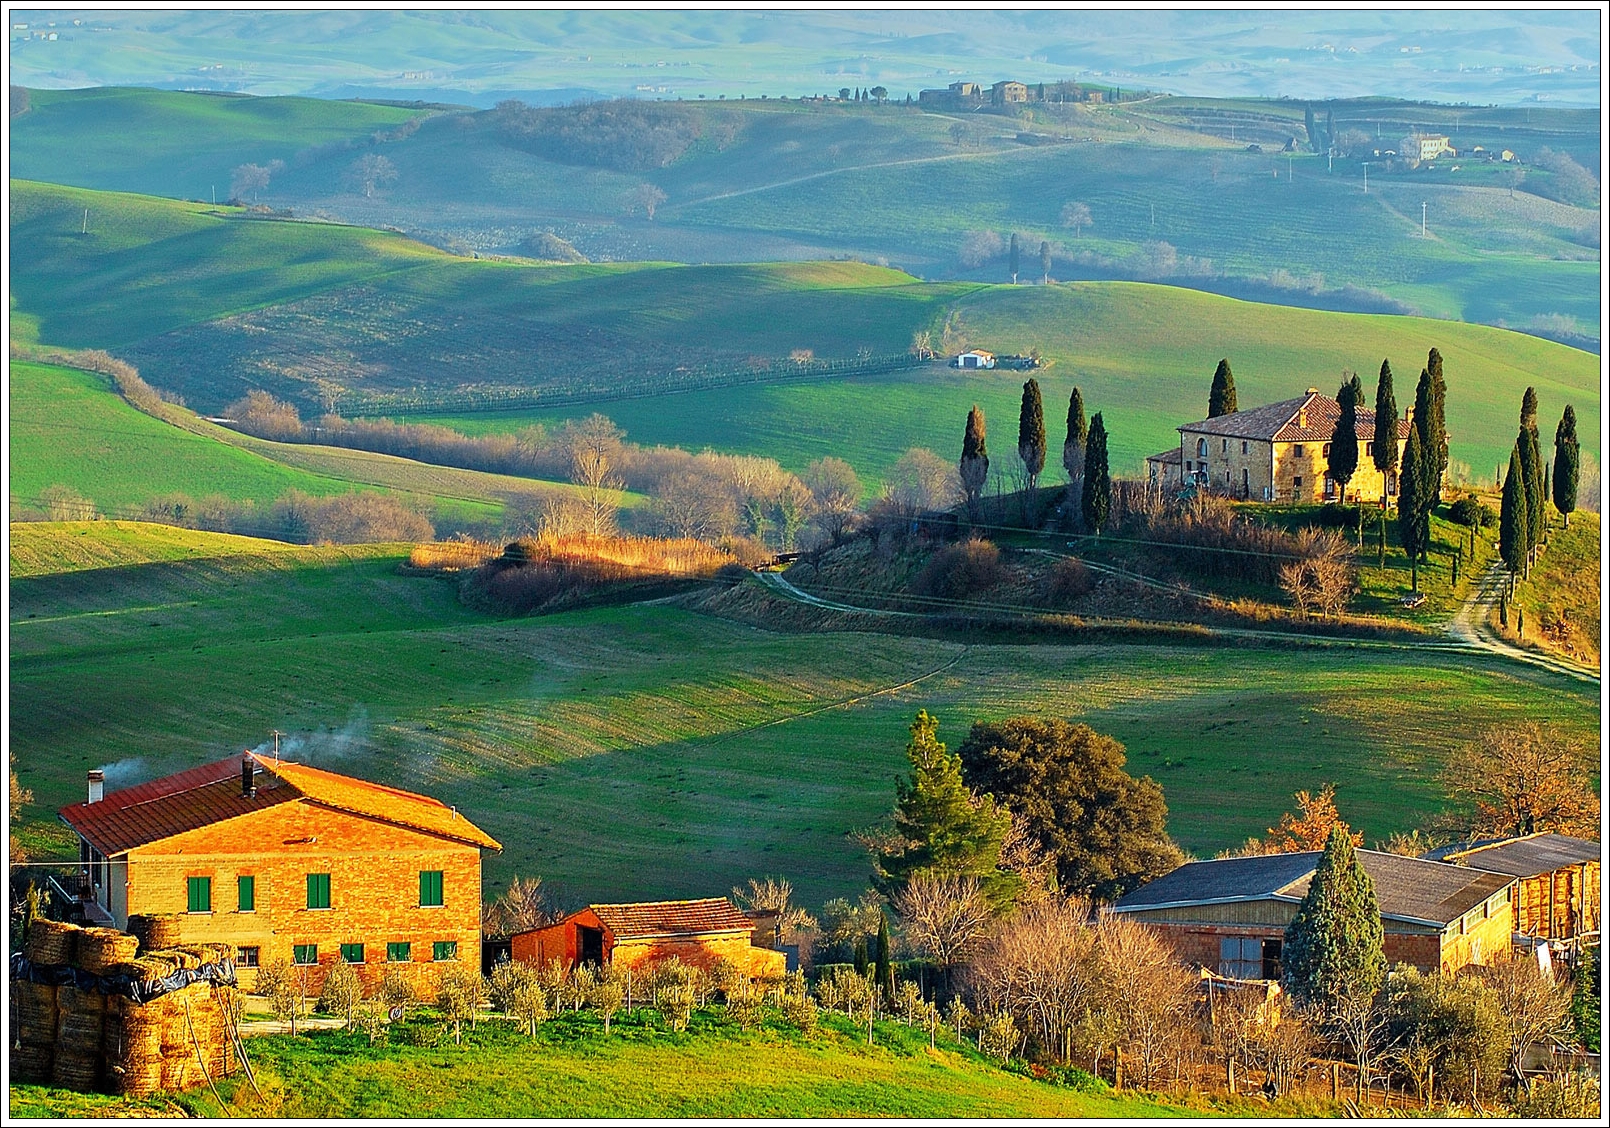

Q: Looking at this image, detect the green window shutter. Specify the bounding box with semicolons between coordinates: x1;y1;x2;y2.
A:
307;873;331;909
237;875;255;913
387;942;411;963
339;943;365;964
293;944;318;966
420;870;444;907
433;941;457;962
187;876;211;914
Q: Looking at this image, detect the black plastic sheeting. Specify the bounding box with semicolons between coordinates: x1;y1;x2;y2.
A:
11;952;237;1005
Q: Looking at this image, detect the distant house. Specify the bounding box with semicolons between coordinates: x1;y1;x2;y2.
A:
949;81;984;99
953;350;996;370
512;898;786;978
1113;850;1517;979
1416;134;1455;163
992;80;1030;104
1169;388;1412;503
1425;834;1600;943
58;753;500;991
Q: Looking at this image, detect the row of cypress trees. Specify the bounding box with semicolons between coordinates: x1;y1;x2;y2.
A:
959;380;1112;533
1499;388;1579;590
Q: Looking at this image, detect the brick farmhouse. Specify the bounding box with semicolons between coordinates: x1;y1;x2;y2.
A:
513;898;786;978
1147;388;1412;503
1425;833;1600;943
59;753;500;992
1111;849;1515;981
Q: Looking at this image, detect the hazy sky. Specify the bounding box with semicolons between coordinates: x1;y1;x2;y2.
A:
8;9;1602;106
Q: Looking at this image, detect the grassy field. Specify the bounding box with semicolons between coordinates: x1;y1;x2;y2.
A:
10;522;1595;910
8;1010;1204;1119
1501;510;1602;667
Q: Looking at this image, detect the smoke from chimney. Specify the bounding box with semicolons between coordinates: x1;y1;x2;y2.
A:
87;770;104;805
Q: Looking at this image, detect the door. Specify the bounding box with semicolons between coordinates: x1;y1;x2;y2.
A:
578;925;605;968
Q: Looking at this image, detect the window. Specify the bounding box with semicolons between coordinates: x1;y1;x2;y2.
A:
293;944;318;966
433;941;458;962
1185;460;1193;472
1221;438;1227;453
340;943;365;964
187;876;212;914
1322;443;1331;457
1197;438;1207;457
1293;444;1305;457
1241;468;1249;494
1294;476;1303;490
1218;937;1263;980
1241;440;1249;455
387;942;412;963
1260;939;1282;981
1366;441;1374;456
237;875;255;913
238;946;260;968
306;873;331;910
419;870;445;908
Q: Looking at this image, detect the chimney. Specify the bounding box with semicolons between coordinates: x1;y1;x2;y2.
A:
87;770;104;805
1297;408;1307;429
241;755;256;799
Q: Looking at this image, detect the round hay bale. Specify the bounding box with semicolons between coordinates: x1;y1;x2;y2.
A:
25;918;81;966
112;1018;164;1059
112;1060;165;1098
52;1049;103;1092
77;927;140;974
128;913;183;952
160;1052;196;1091
10;1043;53;1084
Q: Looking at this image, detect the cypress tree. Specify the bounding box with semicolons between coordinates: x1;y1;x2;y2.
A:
1500;444;1529;587
959;405;989;517
1372;359;1399;506
1008;232;1020;283
1282;825;1386;1017
1208;358;1237;418
1018;379;1046;492
1039;239;1051;284
1397;427;1427;592
1304;104;1319;152
874;911;893;1003
1520;423;1545;561
1081;412;1111;534
1063;388;1087;525
1553;405;1580;527
1327;379;1360;503
1427;348;1448;501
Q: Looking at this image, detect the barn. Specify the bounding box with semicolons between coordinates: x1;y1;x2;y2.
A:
512;898;785;978
1425;833;1600;943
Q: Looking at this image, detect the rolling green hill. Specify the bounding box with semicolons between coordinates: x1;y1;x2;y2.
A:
10;181;1597;489
11;522;1596;907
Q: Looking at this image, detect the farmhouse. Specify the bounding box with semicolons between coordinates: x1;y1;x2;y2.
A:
1154;388;1411;503
512;897;786;977
993;80;1030;104
953;349;996;370
58;753;500;991
1425;834;1600;943
1112;850;1516;979
1415;134;1455;163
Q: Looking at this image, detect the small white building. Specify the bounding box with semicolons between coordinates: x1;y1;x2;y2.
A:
954;350;996;370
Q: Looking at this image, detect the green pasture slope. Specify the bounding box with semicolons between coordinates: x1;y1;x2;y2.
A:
11;523;1595;908
8;87;430;202
11;182;1597;488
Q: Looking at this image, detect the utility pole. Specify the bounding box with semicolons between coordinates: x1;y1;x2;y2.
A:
81;208;88;235
1286;153;1293;182
1362;162;1370;193
1421;200;1427;238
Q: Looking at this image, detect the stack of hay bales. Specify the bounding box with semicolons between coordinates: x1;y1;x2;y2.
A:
9;918;238;1095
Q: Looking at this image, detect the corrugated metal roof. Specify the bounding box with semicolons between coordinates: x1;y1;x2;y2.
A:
589;898;754;939
1115;849;1512;926
1179;392;1412;444
1429;833;1600;878
60;753;500;855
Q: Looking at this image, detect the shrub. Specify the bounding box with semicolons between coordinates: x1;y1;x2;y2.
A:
1448;496;1496;529
316;957;364;1024
914;538;1003;600
436;964;489;1044
1043;556;1094;605
978;1010;1021;1064
779;991;818;1035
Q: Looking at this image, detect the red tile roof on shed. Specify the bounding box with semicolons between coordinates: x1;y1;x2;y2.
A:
589;898;754;939
60;753;500;855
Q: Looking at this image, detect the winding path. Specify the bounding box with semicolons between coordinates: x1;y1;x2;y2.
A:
1447;560;1599;685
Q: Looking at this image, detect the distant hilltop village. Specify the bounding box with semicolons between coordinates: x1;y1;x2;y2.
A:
918;78;1119;107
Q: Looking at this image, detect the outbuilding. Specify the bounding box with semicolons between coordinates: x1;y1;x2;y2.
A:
1425;833;1600;943
512;897;786;977
953;350;996;370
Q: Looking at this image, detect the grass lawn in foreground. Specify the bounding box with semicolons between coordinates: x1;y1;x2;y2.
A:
10;522;1595;908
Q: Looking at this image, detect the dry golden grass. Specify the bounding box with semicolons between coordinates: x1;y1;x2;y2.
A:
408;539;502;572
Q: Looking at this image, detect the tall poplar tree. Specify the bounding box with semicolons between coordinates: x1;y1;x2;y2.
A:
1081;413;1111;534
1017;379;1046;492
1372;360;1399;507
1553;405;1580;527
1327;379;1360;504
959;405;989;518
1500;444;1530;588
1397;427;1427;592
1008;232;1020;283
1208;359;1237;417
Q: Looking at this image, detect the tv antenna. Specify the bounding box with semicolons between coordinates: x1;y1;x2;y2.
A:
270;729;284;763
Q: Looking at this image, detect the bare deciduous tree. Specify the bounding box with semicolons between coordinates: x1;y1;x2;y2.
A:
894;874;993;978
968;894;1103;1064
1093;913;1199;1089
1060;201;1093;237
346;153;398;198
1476;956;1573;1086
1440;723;1600;839
631;182;668;220
482;874;559;938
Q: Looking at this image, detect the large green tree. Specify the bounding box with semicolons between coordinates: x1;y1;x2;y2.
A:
957;717;1183;900
1397;426;1429;592
1327;379;1360;503
1081;412;1111;534
1372;359;1399;507
1017;378;1046;492
1499;444;1530;587
873;712;1019;910
1553;404;1580;527
1282;824;1386;1013
959;405;989;517
1208;358;1237;418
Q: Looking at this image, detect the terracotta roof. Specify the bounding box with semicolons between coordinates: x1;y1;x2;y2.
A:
60;753;500;855
1114;849;1513;927
1425;833;1600;878
589;898;754;939
1179;392;1412;445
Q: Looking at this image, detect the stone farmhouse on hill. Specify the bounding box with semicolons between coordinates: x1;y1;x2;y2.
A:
512;898;787;978
1111;849;1516;981
58;753;500;992
1425;833;1600;944
1147;387;1412;503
